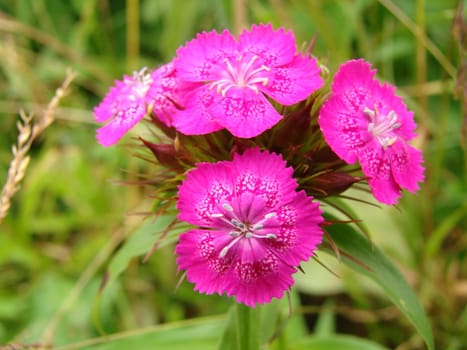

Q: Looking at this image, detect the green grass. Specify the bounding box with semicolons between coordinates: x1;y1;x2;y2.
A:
0;0;464;349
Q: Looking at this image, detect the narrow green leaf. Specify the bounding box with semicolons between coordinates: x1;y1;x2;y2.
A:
291;334;389;350
425;203;467;257
312;300;336;336
325;221;435;350
104;214;182;291
94;215;185;332
217;306;237;350
56;316;226;350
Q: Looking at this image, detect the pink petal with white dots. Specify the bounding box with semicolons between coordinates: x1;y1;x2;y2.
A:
261;54;323;105
209;87;283;138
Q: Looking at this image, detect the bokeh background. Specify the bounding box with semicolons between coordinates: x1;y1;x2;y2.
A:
0;0;465;349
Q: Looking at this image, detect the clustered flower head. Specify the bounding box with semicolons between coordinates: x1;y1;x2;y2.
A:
94;23;425;307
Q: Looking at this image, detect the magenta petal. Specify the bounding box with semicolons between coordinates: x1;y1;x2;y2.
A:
95;104;146;147
94;70;154;146
94;94;116;123
175;29;237;81
237;23;296;66
172;86;224;135
373;83;418;140
145;63;202;127
177;161;233;226
270;191;323;265
389;141;425;193
368;175;401;205
94;79;130;123
210;88;282;138
359;142;401;204
176;230;232;295
332;60;376;111
319;96;369;164
261;55;323;105
231;148;298;206
227;254;296;307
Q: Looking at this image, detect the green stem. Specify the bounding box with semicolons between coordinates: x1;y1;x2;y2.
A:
236;303;260;350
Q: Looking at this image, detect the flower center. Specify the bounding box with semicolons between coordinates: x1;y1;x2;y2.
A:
210;203;277;258
129;67;152;98
210;55;270;96
364;106;401;149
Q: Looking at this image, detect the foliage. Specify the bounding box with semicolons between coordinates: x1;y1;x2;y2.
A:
0;0;464;349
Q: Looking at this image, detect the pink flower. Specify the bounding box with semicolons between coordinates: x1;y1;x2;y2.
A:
172;23;324;138
94;63;194;147
146;63;201;127
175;148;323;307
318;59;424;204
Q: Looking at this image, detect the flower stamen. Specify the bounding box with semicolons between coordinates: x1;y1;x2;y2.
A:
213;206;278;258
364;106;401;149
209;55;270;96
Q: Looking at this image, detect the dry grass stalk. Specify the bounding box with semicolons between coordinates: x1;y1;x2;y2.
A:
0;69;77;224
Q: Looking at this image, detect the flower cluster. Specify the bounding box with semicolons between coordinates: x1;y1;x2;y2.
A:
94;24;425;306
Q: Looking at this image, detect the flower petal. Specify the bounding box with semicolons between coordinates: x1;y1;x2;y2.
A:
177;160;233;226
226;251;296;307
238;23;296;67
231;148;298;206
389;140;425;193
331;59;376;113
172;86;224;135
372;82;418;141
319;95;370;164
267;191;323;265
261;54;323;105
175;29;237;82
359;141;401;204
210;87;282;138
145;63;200;127
176;230;234;295
95;104;146;147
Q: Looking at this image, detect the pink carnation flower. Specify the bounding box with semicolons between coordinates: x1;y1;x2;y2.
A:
175;148;323;307
318;59;424;204
172;23;324;138
94;63;194;147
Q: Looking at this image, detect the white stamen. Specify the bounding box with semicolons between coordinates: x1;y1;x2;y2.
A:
219;235;243;258
222;203;234;212
209;55;270;96
365;106;401;148
363;107;375;119
251;212;277;230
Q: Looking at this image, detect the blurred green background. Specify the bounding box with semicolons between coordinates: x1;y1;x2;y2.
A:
0;0;465;349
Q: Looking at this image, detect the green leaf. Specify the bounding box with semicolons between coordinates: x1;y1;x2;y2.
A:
291;334;390;350
93;215;185;332
57;316;226;350
425;202;467;257
325;221;435;350
313;300;336;337
104;214;183;292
